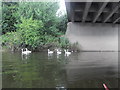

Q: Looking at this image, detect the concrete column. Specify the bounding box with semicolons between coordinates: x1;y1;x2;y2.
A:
65;22;118;51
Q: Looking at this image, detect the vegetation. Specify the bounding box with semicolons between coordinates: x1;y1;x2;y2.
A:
1;2;69;51
2;2;18;34
69;42;80;52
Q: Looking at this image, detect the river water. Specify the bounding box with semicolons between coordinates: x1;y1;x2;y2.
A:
2;51;119;88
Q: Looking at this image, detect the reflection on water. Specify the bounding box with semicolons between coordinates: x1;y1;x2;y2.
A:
2;51;119;88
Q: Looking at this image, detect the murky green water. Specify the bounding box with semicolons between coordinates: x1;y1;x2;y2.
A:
2;51;119;88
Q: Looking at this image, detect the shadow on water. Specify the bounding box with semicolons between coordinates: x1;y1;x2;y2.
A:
2;51;119;88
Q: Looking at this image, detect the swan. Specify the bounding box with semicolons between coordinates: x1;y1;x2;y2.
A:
48;49;54;54
25;48;31;53
56;49;61;55
21;48;31;55
21;49;29;55
64;49;71;56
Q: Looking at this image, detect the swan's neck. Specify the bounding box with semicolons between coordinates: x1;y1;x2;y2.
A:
26;48;28;51
22;49;23;52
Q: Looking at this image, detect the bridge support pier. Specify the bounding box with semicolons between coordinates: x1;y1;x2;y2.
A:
65;22;118;51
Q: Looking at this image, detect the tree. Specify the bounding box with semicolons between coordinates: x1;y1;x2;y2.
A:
15;17;43;49
2;2;69;50
2;2;19;34
57;14;68;33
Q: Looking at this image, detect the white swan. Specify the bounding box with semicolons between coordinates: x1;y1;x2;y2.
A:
21;49;29;55
56;49;61;55
64;49;71;56
21;48;31;55
48;49;54;54
25;48;31;53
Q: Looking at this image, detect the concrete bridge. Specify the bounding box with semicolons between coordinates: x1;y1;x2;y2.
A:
65;1;120;51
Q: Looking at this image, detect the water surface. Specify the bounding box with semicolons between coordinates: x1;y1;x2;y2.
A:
2;51;119;88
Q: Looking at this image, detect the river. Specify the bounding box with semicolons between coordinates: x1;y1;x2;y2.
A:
2;51;119;88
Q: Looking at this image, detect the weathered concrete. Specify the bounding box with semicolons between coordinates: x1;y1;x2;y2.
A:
65;22;118;51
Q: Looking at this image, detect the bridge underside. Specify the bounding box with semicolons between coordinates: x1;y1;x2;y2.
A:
65;2;120;51
65;2;120;24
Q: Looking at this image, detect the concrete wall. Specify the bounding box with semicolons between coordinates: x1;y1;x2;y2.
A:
65;22;118;51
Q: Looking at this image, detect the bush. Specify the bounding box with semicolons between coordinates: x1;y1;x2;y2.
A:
2;31;21;51
70;42;80;52
58;37;70;48
15;17;43;49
